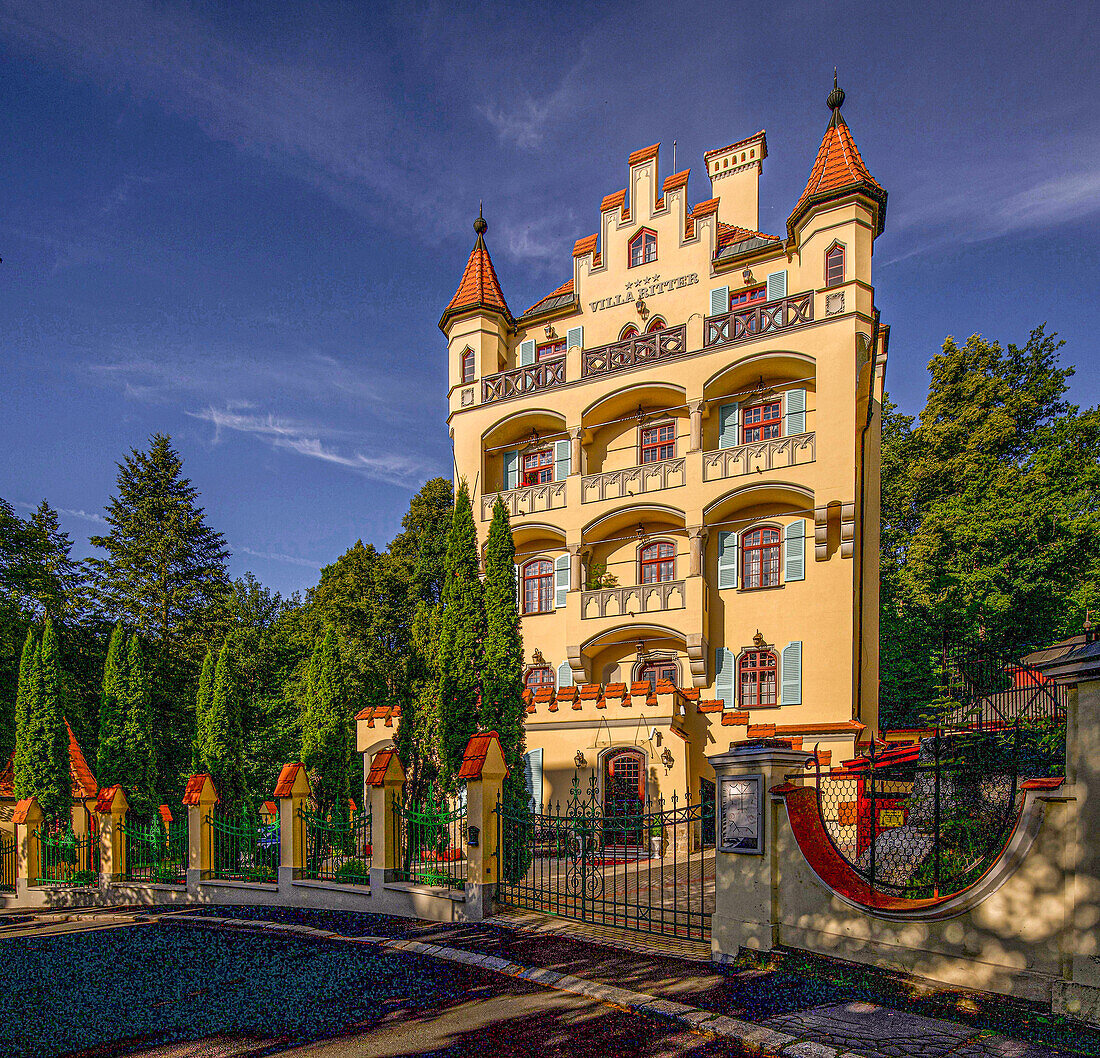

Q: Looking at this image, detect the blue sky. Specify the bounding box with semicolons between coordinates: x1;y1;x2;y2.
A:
2;0;1098;597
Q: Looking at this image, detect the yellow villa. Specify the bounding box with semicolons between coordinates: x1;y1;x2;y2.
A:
437;81;888;819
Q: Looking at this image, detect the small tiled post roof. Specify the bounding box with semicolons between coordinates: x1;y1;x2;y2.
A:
182;773;218;806
787;74;887;239
439;207;514;331
273;762;311;799
457;731;508;781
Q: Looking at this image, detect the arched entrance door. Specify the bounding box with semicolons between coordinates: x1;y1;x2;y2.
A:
603;749;646;847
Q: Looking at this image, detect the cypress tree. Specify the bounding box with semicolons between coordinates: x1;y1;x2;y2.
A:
96;622;128;789
12;627;39;799
192;648;215;774
434;481;486;792
122;635;157;820
200;639;247;809
26;618;70;823
300;628;351;820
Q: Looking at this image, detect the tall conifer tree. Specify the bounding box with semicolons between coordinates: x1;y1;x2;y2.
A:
122;635;157;820
300;628;351;819
434;481;485;791
22;619;70;822
192;648;215;774
96;622;128;789
12;626;39;798
200;640;247;808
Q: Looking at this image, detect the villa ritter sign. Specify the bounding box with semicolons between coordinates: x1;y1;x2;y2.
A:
588;271;699;313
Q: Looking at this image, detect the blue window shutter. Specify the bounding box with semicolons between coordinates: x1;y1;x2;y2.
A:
503;449;519;490
554;553;570;608
557;660;573;688
710;286;730;317
554;439;571;480
781;641;802;705
523;749;544;810
784;519;806;582
717;530;738;589
718;402;740;449
519;339;536;366
784;388;807;436
766;271;787;301
566;326;583;351
714;647;734;708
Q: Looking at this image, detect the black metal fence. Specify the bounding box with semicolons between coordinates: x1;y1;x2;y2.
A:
393;793;466;889
207;808;279;883
300;804;372;885
496;774;715;941
122;815;187;884
0;829;15;892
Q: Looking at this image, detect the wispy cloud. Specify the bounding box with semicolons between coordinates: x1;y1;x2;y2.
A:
237;546;320;569
15;500;106;524
479;59;584;151
189;406;440;488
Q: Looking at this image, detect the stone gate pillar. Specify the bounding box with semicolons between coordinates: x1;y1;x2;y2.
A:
274;763;311;889
367;749;405;892
183;773;218;893
460;731;507;922
96;785;129;887
707;738;812;963
13;797;43;900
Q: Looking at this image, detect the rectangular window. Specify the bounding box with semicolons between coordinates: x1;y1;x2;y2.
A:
639;422;676;464
461;349;474;382
536;339;566;361
826;245;845;287
522;448;554;486
741;401;782;444
629;230;657;267
729;285;766;308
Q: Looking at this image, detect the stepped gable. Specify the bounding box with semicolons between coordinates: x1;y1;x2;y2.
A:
788;77;886;238
439;209;513;330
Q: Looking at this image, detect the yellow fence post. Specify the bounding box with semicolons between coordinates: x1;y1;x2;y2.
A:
274;762;312;889
13;797;43;899
367;749;405;891
182;773;219;892
96;785;129;887
460;731;507;922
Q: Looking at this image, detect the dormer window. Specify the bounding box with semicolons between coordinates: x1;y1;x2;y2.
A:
825;243;845;287
461;348;475;383
629;229;657;267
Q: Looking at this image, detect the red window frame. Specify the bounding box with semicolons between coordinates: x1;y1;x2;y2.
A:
741;400;782;444
639;421;675;464
521;448;554;486
525;666;554;691
536;339;566;361
639;661;677;692
522;559;554;614
646;317;666;333
825;244;845;287
739;650;778;706
729;285;766;308
619;324;639;342
629;229;657;268
741;526;781;589
639;541;675;584
461;348;474;383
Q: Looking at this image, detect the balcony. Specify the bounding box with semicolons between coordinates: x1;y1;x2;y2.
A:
482;356;565;405
581;324;687;379
581;457;685;504
581;579;686;620
703;432;816;482
481;481;567;521
703;291;814;349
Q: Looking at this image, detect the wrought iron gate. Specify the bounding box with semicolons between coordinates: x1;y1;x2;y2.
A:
496;773;714;941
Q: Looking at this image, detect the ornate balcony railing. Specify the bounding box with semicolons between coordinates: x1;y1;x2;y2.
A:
481;481;567;521
482;356;566;405
581;324;687;378
581;457;685;504
702;432;816;482
703;291;814;348
581;579;685;620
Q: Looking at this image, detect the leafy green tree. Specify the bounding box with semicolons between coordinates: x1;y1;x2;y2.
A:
191;648;215;775
300;628;351;819
199;639;247;808
96;622;128;789
389;477;455;606
435;481;485;791
122;635;157;820
11;626;38;791
18;619;70;822
23;502;85;622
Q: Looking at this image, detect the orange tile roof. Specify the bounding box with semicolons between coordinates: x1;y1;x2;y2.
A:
680;688;699;702
661;169;690;193
573;234;598;258
629;143;660;166
655;679;677;696
440;226;513;330
689;198;720;219
787;109;886;238
457;731;508;781
273;762;307;798
2;723;99;801
523;279;574;316
747;723;777;738
601;189;626;213
366;749;399;787
578;683;602;700
698;700;723;713
12;798;36;826
158;804;173;825
716;222;781;249
182;773;215;806
604;683;627;700
95;785;122;814
262;800;278;816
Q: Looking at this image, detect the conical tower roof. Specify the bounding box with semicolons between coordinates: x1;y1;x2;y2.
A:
787;77;887;239
439;208;514;331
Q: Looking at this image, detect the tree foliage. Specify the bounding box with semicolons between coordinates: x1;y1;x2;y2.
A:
96;622;128;790
199;639;247;808
122;635;157;820
16;620;71;822
300;628;351;819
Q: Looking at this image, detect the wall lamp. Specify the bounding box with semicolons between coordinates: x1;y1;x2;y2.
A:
574;749;588;769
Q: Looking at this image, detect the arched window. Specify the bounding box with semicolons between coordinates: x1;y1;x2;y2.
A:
525;666;554;691
629;229;657;267
645;316;666;332
739;650;778;706
825;243;845;287
640;541;675;584
461;348;475;383
619;324;639;342
522;559;554;614
741;526;781;589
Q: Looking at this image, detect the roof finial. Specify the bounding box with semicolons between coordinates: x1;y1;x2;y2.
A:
827;68;845;111
474;201;487;236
